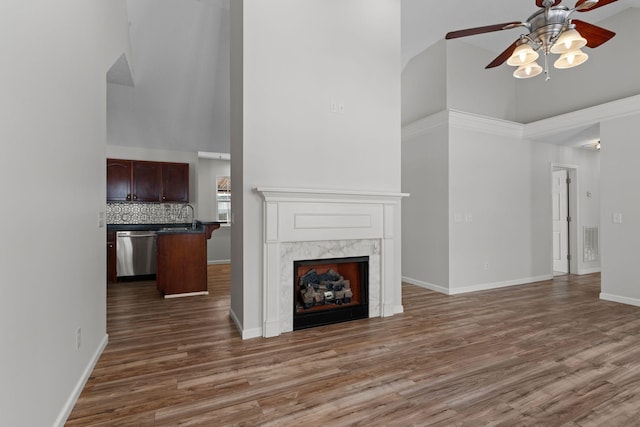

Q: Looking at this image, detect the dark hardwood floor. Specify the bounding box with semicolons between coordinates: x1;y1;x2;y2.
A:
67;269;640;426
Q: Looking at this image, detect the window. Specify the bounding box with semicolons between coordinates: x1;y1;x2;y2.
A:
216;176;231;223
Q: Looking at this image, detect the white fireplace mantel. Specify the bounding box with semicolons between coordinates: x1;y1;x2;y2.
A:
255;187;408;338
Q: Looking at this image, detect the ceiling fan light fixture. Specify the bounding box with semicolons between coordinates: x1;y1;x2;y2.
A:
554;48;589;69
513;61;543;79
550;28;587;54
506;44;539;66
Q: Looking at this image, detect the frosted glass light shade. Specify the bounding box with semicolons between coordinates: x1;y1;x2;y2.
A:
550;29;587;54
554;48;588;69
513;61;543;79
507;44;539;66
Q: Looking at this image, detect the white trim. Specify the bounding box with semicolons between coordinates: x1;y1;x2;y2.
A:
255;187;406;338
255;187;409;201
402;109;524;141
577;267;601;275
197;151;230;160
600;292;640;308
402;110;448;140
403;276;450;295
550;163;580;276
54;334;108;427
449;109;523;139
524;94;640;141
208;259;231;265
229;308;262;340
164;291;209;299
448;275;553;295
394;304;404;314
402;94;640;145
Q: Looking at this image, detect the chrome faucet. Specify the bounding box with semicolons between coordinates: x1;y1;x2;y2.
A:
179;204;197;229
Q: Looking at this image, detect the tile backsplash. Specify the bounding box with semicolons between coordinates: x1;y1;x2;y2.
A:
107;202;192;224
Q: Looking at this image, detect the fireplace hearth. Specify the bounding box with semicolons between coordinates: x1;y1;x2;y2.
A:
294;256;369;330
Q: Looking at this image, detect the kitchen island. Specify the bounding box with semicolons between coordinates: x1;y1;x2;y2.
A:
107;221;222;297
156;221;221;298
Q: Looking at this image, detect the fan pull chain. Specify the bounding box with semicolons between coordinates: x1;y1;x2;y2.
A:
544;53;551;81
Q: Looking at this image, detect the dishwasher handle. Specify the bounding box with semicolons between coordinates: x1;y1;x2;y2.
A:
116;231;158;238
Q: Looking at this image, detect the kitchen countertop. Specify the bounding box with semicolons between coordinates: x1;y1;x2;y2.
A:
107;221;223;235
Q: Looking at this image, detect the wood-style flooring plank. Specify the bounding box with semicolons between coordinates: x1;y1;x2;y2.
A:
67;269;640;426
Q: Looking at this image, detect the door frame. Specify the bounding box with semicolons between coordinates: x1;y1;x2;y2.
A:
550;163;579;275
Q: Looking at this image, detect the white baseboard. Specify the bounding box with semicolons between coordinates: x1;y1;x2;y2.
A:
402;276;450;294
54;333;108;427
402;275;554;295
449;275;553;295
207;259;231;265
600;292;640;308
577;267;601;275
164;291;208;298
228;307;262;340
394;304;404;314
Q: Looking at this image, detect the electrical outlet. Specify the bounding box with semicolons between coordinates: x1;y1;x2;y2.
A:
76;327;81;350
483;262;489;270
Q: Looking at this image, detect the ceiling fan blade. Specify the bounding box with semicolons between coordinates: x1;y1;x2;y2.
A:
485;40;519;69
573;19;616;47
575;0;618;12
536;0;562;7
445;22;522;40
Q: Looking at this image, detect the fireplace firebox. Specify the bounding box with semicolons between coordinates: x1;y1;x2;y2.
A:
293;256;369;330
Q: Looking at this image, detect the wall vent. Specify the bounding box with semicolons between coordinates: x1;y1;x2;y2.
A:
583;226;599;262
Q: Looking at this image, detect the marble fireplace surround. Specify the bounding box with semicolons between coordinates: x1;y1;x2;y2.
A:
256;187;407;338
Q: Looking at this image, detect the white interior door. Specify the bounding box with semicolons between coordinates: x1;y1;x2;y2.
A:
552;169;569;273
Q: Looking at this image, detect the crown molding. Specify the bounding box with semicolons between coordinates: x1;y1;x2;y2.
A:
402;109;523;140
402;94;640;143
448;109;523;138
524;94;640;141
401;110;448;140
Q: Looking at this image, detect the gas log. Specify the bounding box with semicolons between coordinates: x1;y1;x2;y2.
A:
299;268;353;309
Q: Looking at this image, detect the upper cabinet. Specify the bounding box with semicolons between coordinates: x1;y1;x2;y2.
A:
132;161;162;202
106;159;132;201
107;159;189;202
161;162;189;202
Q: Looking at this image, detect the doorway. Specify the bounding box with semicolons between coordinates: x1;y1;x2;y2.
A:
551;165;578;276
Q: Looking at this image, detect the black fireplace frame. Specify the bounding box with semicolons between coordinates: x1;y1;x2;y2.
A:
293;255;369;331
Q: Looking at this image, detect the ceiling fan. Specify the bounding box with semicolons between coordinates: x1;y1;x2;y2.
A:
445;0;617;79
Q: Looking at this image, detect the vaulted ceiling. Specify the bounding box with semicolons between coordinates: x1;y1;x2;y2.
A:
109;0;640;153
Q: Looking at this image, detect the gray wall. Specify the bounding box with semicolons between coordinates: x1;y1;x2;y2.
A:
107;0;230;153
401;118;450;289
402;40;447;126
0;1;131;425
197;157;231;263
401;111;602;293
600;112;640;304
232;0;402;337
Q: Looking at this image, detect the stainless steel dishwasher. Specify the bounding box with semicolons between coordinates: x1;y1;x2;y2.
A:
116;230;158;278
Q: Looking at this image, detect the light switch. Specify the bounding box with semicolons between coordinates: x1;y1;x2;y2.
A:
613;213;623;224
465;213;473;223
454;213;462;223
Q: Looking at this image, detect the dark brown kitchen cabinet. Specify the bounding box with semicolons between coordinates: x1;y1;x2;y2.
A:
106;231;116;284
106;159;189;202
156;233;207;295
106;159;132;202
161;162;189;202
132;161;162;202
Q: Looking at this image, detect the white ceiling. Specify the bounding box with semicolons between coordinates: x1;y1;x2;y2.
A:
401;0;640;67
